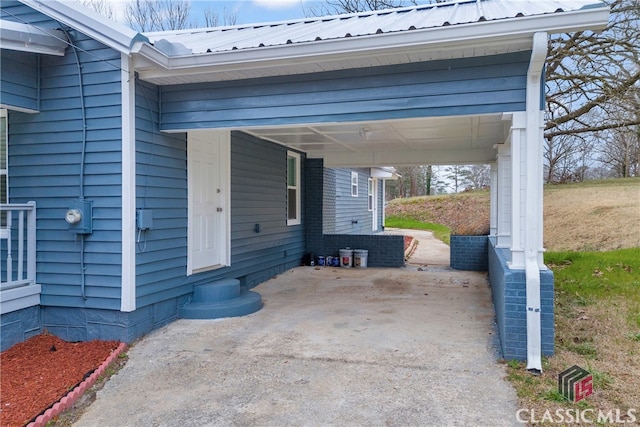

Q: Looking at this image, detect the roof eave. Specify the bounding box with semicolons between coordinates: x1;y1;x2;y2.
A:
133;6;609;84
0;19;67;55
18;0;147;54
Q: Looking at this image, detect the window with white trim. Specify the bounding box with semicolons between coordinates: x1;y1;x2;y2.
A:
368;178;374;211
1;110;7;228
351;171;358;197
287;151;300;225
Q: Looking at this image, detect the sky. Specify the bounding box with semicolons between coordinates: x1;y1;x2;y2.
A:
103;0;321;27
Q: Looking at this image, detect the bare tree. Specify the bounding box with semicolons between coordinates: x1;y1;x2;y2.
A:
78;0;114;19
126;0;191;32
303;0;455;17
465;165;490;190
201;5;238;28
544;0;640;181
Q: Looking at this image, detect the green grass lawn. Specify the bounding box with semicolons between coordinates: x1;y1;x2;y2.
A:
385;216;451;244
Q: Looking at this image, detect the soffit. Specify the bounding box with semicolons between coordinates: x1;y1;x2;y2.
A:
244;113;511;167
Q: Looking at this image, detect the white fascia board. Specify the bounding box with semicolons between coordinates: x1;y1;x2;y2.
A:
0;19;67;55
18;0;147;54
132;6;608;83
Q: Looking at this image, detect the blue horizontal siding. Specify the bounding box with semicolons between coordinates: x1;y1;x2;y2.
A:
8;25;124;309
1;1;61;28
160;52;529;130
134;87;306;305
325;168;374;234
0;50;39;111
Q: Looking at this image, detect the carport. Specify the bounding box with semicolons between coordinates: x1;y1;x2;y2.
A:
124;0;609;371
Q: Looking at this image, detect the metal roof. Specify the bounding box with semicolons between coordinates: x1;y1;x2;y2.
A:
146;0;605;55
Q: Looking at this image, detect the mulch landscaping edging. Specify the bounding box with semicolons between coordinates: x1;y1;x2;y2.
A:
26;342;128;427
404;236;418;260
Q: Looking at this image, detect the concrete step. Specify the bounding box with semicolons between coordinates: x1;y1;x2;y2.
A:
178;289;263;319
193;279;240;302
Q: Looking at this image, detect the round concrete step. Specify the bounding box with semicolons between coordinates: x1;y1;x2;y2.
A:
179;290;263;319
193;279;240;303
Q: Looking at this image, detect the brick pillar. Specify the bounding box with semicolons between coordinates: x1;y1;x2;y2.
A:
305;158;324;256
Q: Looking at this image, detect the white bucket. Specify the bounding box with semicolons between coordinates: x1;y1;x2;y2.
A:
339;249;353;268
353;249;368;268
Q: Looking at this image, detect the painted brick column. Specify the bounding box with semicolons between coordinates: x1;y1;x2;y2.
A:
488;240;554;360
305;158;325;256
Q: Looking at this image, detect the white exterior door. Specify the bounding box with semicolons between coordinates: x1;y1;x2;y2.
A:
187;130;230;275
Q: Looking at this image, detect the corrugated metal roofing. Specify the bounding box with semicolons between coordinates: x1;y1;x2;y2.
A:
145;0;604;55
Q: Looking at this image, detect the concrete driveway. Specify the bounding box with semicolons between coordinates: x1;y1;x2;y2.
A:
77;231;520;426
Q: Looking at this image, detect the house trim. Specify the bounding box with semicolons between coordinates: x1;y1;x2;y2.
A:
121;53;136;312
287;151;301;226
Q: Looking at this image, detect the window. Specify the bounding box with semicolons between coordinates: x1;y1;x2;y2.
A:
1;110;7;228
351;171;358;197
368;178;374;211
287;151;300;225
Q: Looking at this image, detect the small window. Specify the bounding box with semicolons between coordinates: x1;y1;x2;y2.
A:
351;171;358;197
287;151;300;225
368;178;374;211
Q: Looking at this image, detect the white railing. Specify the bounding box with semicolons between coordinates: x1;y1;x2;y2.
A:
1;201;36;290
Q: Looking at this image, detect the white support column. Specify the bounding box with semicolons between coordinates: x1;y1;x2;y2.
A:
489;162;497;237
509;113;526;268
495;142;512;248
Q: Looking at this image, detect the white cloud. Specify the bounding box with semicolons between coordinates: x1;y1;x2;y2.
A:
252;0;301;10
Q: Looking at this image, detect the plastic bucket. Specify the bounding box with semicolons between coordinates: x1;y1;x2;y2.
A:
353;249;368;268
339;249;353;268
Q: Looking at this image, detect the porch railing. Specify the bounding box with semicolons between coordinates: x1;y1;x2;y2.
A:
1;201;36;290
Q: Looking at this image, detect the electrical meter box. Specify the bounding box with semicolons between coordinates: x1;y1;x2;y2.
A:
65;200;93;234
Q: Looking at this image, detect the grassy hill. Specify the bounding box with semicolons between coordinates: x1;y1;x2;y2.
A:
386;177;640;251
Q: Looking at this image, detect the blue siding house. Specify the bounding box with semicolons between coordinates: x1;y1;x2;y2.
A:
0;0;608;372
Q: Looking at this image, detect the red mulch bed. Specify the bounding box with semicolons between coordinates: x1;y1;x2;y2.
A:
404;235;413;251
1;333;120;427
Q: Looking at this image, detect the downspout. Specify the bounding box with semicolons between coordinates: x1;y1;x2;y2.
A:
525;32;547;373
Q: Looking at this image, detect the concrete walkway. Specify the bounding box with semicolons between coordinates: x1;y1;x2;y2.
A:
77;231;520;426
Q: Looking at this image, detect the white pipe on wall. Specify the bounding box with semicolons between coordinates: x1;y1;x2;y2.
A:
524;32;547;373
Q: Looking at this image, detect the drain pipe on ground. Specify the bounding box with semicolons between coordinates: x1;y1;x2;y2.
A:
524;32;547;374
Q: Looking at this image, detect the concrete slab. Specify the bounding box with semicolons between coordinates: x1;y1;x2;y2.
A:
77;256;520;426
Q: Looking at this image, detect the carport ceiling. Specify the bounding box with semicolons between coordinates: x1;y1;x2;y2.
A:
244;113;511;167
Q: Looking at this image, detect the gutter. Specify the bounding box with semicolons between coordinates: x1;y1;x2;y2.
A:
0;19;67;55
524;31;547;374
18;0;148;54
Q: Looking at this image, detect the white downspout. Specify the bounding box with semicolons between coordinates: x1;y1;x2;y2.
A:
121;53;137;312
525;32;547;373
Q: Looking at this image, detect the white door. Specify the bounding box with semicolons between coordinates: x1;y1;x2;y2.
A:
187;130;230;275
